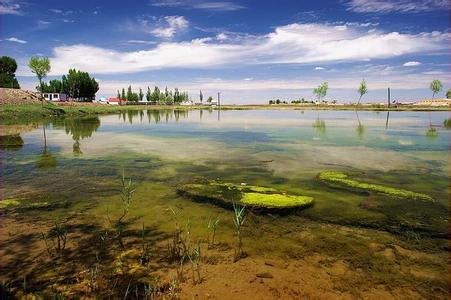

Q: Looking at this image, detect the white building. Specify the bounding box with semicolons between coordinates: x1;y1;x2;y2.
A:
42;93;68;101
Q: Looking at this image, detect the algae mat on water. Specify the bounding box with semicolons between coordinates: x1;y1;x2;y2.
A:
318;171;434;202
177;182;313;213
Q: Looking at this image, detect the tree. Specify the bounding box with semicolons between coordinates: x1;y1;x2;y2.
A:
126;85;133;101
117;90;121;99
138;88;144;101
121;88;126;100
207;96;213;102
446;89;451;99
0;56;20;88
62;69;98;101
200;90;203;103
357;79;368;105
151;86;160;103
313;82;328;103
430;80;442;99
146;87;151;101
28;56;51;106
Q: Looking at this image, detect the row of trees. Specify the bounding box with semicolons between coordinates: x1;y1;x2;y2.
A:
38;68;99;101
0;56;20;89
28;56;99;101
117;86;190;104
270;79;449;104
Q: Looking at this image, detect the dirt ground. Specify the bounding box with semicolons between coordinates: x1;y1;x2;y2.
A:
0;88;41;105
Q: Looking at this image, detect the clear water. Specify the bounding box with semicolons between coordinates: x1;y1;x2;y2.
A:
1;109;449;243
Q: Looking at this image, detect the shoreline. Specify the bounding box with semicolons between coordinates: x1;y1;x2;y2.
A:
1;103;449;123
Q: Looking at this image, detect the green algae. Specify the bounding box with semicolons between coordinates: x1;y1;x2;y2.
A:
241;193;313;208
318;171;434;202
177;181;313;212
0;198;21;209
0;197;51;209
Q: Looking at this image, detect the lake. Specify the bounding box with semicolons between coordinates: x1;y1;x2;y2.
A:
0;109;449;298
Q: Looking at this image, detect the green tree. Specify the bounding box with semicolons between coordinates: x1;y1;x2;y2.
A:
313;82;328;103
138;88;144;101
430;80;442;99
357;79;368;105
446;89;451;99
151;86;160;103
146;86;151;101
62;69;98;101
28;56;51;106
0;56;20;88
121;88;126;100
207;96;213;102
117;90;121;99
126;85;133;101
200;90;203;103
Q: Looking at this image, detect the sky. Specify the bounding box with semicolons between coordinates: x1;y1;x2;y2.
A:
0;0;450;104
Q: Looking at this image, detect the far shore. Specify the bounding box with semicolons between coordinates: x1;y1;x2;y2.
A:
1;102;450;123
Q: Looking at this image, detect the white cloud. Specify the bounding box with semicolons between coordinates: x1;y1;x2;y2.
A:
216;33;228;41
6;37;27;44
151;0;245;11
0;0;23;15
344;0;448;13
403;61;421;67
126;40;157;45
314;67;325;70
151;16;189;38
17;22;449;76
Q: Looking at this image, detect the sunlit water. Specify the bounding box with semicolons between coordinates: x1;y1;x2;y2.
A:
1;109;449;251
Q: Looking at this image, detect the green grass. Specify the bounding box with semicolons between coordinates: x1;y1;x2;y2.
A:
318;171;434;202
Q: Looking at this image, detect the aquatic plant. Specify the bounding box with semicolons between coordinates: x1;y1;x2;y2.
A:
426;127;438;139
207;216;220;248
241;193;313;208
443;118;451;129
318;171;434;202
40;220;68;257
177;181;314;212
232;201;246;261
188;240;202;284
108;171;136;248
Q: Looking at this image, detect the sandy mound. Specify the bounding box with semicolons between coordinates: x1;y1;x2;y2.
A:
0;88;42;105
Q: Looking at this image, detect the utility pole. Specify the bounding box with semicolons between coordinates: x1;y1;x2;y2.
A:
217;92;221;106
387;88;391;108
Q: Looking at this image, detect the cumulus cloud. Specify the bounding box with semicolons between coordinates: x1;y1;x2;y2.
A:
18;22;449;76
151;0;245;11
151;16;189;38
0;0;23;15
344;0;448;13
6;37;27;44
403;61;421;67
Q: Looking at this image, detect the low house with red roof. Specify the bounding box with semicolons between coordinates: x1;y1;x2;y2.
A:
107;98;124;105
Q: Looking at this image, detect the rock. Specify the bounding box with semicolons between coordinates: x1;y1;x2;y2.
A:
256;272;273;279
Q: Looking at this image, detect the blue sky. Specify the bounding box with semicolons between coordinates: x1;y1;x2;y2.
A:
1;0;449;103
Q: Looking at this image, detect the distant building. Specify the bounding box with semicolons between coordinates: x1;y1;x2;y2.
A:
107;97;123;105
180;100;193;106
414;99;450;106
42;93;67;102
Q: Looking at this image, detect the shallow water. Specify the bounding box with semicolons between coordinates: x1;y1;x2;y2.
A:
1;108;449;297
1;109;449;236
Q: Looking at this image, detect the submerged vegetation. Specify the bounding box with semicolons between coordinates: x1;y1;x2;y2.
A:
318;171;434;202
0;109;449;298
177;181;314;212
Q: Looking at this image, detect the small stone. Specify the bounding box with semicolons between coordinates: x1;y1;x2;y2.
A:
256;272;273;279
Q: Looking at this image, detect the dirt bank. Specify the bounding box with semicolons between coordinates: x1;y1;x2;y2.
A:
0;88;42;105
